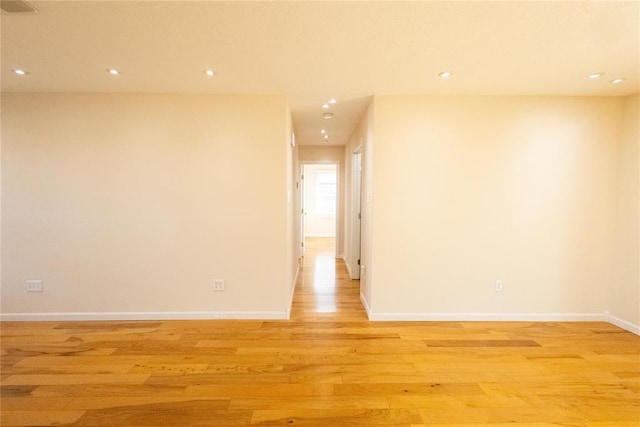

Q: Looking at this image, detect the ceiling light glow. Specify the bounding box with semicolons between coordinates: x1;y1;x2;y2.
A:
320;129;326;134
588;73;603;79
328;98;337;104
13;69;27;75
610;78;625;84
438;71;452;78
204;69;215;76
322;103;330;109
107;68;120;75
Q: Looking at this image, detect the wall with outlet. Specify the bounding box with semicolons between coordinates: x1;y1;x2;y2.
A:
1;93;293;319
367;95;628;321
3;93;637;328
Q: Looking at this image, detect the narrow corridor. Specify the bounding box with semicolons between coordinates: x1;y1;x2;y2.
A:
289;237;366;322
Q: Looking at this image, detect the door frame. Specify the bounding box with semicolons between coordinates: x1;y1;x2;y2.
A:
300;161;340;257
350;149;363;279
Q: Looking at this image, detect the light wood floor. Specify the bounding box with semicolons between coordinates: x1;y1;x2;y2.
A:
1;237;639;426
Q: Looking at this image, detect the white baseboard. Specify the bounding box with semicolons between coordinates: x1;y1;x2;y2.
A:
360;293;372;319
367;312;605;322
345;261;352;278
606;314;640;335
0;311;289;322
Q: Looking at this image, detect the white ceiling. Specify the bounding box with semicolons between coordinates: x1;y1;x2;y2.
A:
2;1;638;146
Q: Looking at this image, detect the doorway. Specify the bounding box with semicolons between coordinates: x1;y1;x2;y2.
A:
301;163;338;257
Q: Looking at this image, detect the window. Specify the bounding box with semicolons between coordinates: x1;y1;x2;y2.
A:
316;170;336;215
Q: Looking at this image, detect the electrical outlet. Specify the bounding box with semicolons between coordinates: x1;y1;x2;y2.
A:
495;280;503;292
213;279;225;291
26;280;43;292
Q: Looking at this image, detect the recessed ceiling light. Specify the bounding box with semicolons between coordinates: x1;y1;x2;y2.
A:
322;103;330;109
610;78;625;84
323;134;329;139
322;112;334;119
438;71;453;78
320;129;326;134
328;98;337;104
204;69;215;77
13;69;28;75
588;72;604;79
107;68;120;75
1;0;38;14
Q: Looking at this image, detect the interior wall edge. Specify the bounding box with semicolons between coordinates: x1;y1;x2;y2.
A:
286;264;300;320
360;293;372;320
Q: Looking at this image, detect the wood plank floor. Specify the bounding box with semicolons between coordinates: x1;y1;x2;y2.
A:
1;237;639;426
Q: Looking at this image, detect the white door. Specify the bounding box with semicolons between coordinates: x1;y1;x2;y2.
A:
352;152;362;279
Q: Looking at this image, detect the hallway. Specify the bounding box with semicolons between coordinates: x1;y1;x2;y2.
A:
289;237;367;322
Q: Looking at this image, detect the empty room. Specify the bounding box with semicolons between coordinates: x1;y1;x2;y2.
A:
1;1;638;426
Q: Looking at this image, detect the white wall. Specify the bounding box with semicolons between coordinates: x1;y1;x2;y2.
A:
343;102;375;308
286;104;300;317
368;95;624;320
3;93;635;328
609;94;640;332
1;93;292;320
